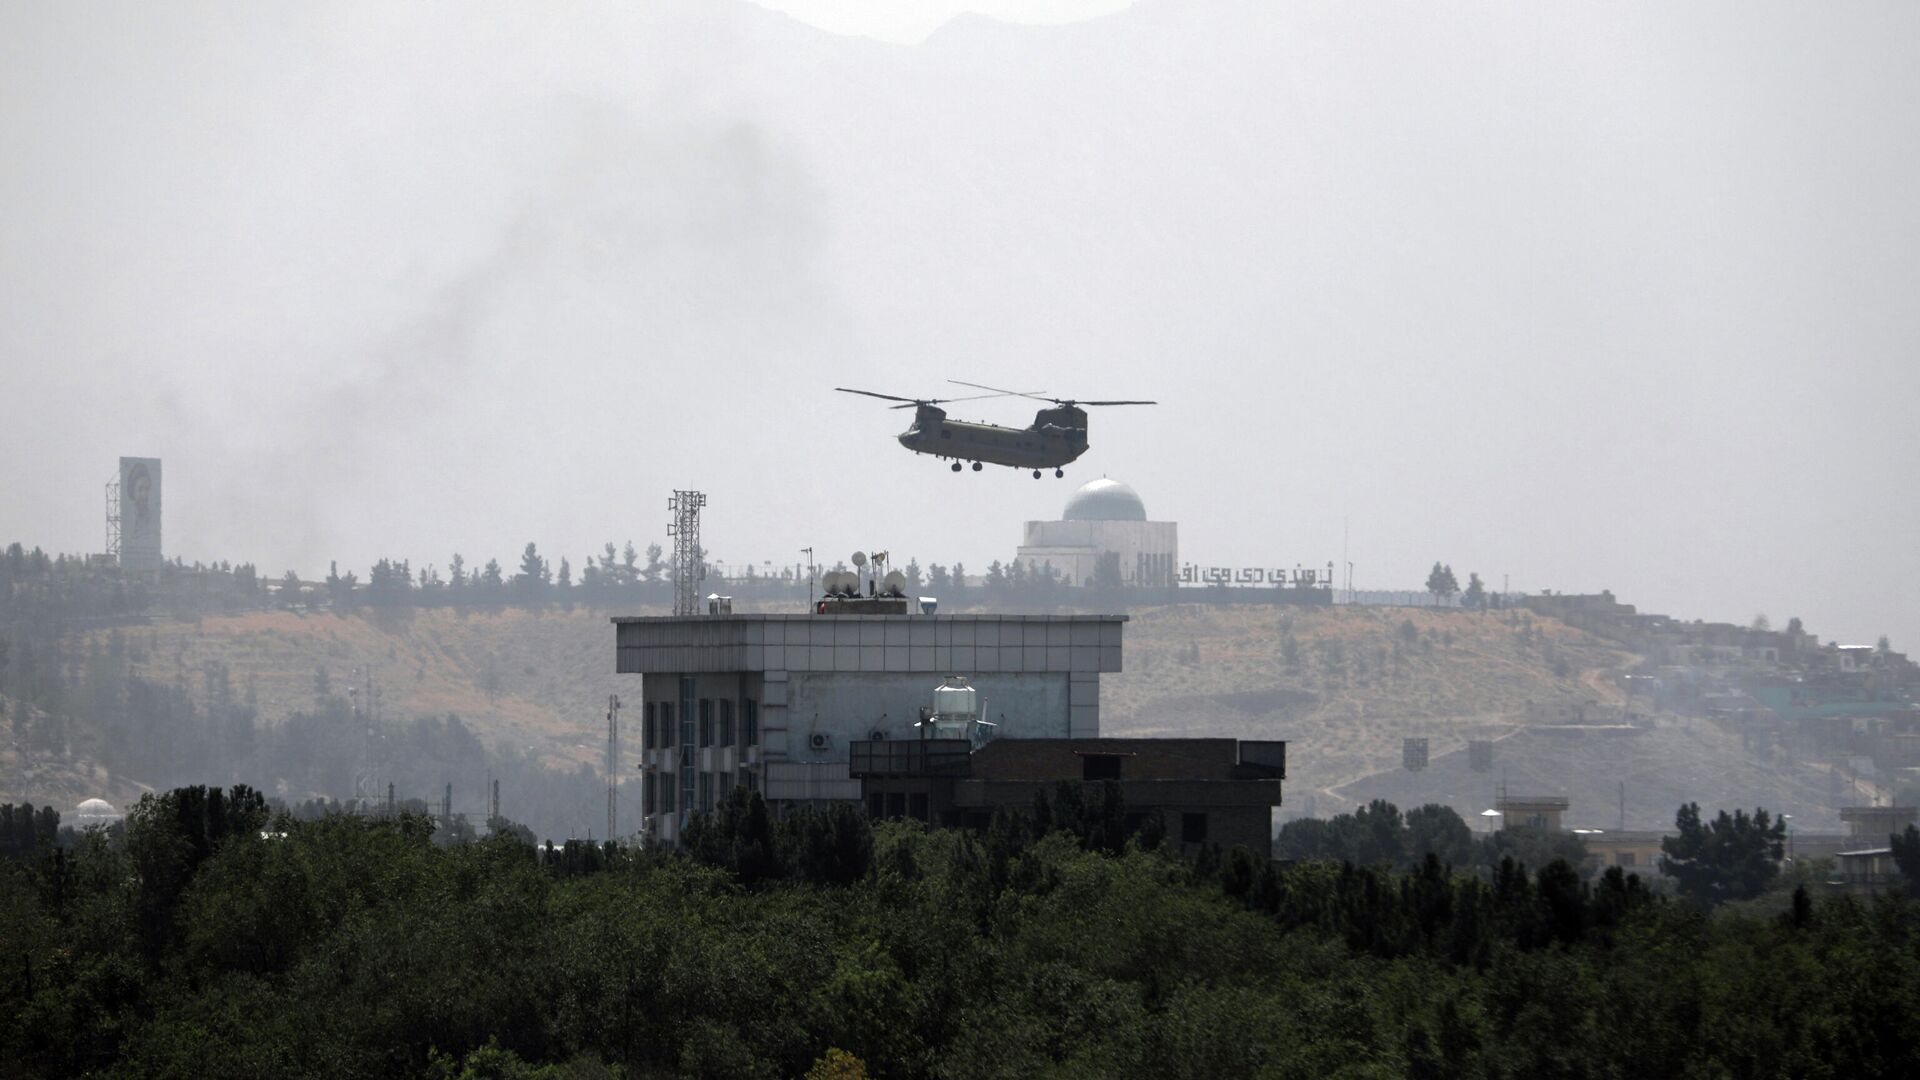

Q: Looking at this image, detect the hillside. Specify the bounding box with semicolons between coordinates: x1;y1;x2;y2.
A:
23;602;1624;805
1098;603;1637;804
12;599;1861;832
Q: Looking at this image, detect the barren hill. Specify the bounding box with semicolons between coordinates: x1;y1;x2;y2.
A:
40;602;1620;798
16;601;1851;831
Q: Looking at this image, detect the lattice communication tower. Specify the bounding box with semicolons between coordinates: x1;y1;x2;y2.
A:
668;490;707;617
104;477;121;561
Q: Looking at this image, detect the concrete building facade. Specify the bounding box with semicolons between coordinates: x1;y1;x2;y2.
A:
615;613;1125;844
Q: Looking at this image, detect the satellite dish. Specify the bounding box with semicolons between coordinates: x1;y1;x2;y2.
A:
882;570;907;597
851;551;867;567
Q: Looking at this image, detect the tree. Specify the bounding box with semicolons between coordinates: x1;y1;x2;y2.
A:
479;559;505;598
643;543;666;585
448;553;467;592
1426;562;1458;605
1891;824;1920;898
1461;573;1486;610
513;543;549;602
1092;550;1124;590
556;557;572;593
278;570;303;608
1405;803;1476;867
1659;802;1786;906
1751;613;1771;632
949;562;966;594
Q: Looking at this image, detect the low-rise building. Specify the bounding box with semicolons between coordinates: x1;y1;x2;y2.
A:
850;736;1287;857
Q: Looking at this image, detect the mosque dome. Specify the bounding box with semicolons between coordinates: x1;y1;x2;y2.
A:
1062;477;1147;522
75;798;121;824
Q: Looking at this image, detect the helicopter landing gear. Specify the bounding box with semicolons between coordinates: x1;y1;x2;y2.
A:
951;462;962;472
971;461;982;471
1055;468;1065;478
1032;469;1042;479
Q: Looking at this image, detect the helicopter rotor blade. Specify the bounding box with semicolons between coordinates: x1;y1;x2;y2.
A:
1071;400;1157;406
947;380;1052;402
835;387;923;405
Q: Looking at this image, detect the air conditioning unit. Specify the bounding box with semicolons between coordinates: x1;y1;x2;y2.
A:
809;732;832;752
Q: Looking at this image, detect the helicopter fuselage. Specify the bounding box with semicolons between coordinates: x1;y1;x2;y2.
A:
898;404;1090;470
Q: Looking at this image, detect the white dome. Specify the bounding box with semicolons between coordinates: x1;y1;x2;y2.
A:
1062;477;1147;522
75;798;122;824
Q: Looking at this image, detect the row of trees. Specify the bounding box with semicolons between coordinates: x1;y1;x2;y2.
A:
6;785;1920;1077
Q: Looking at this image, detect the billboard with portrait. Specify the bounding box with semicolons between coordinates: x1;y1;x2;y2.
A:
119;457;162;571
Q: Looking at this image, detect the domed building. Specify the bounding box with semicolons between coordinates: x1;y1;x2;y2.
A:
1016;478;1178;588
74;798;123;828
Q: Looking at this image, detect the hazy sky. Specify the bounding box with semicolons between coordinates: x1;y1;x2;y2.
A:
749;0;1133;42
3;1;1916;649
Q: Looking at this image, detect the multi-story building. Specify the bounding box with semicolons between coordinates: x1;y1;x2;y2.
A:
615;610;1125;845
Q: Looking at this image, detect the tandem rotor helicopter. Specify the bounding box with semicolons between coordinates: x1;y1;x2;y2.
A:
835;380;1156;478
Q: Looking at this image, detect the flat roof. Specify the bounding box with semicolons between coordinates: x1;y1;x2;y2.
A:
611;613;1129;624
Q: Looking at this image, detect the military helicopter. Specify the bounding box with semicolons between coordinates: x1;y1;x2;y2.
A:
835;380;1155;478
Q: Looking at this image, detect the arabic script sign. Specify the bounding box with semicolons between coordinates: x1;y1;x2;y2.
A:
1178;562;1334;588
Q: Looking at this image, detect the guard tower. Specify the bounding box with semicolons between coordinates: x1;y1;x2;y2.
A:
1496;795;1570;831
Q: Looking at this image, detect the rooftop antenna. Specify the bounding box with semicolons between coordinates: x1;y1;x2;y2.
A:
668;490;707;616
801;547;815;605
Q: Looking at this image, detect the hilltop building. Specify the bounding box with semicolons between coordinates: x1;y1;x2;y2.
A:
1015;477;1177;588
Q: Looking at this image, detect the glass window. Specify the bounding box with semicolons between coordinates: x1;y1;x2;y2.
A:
642;702;656;750
699;772;712;814
643;776;656;815
699;699;712;748
1082;755;1122;781
1181;812;1207;844
745;699;759;747
658;703;674;748
659;776;674;814
719;699;734;747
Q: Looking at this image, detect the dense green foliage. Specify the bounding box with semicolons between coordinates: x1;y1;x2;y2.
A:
1275;799;1588;875
1660;802;1788;906
5;787;1920;1078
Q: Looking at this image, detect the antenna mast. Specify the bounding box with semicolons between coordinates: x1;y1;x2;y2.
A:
668;490;707;617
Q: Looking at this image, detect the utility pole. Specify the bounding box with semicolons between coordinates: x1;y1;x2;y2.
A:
802;547;815;606
606;694;621;843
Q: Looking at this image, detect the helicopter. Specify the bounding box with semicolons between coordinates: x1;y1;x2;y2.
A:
835;380;1155;478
